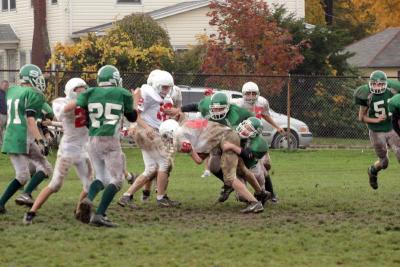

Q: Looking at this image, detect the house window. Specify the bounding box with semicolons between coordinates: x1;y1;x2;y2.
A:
2;0;15;11
117;0;141;4
51;0;58;4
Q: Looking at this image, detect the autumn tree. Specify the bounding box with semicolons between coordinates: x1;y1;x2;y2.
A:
32;0;51;69
202;0;304;93
305;0;326;25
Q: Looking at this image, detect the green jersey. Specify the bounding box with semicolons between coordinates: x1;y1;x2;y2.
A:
388;93;400;115
41;102;54;120
1;85;45;154
198;97;254;128
240;135;269;168
76;86;134;136
354;80;400;132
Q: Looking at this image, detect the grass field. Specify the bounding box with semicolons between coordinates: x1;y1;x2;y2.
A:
1;148;400;267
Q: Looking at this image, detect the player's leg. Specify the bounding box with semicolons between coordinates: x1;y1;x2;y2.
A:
23;156;74;224
118;149;157;207
208;150;234;202
142;179;153;202
368;130;388;189
261;153;277;201
220;132;262;213
16;142;53;206
0;154;30;213
73;156;93;223
91;139;124;227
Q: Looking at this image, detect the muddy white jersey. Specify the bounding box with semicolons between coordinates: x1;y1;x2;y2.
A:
175;119;231;153
231;96;271;118
52;97;89;157
138;84;176;129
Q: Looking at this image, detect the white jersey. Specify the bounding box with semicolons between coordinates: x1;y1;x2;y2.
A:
231;96;271;118
138;84;177;129
175;119;231;153
169;86;182;108
52;98;89;157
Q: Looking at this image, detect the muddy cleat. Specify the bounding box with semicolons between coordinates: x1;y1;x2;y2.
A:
118;194;133;207
126;172;136;185
0;205;7;214
157;195;181;207
240;201;264;214
141;190;151;202
254;190;271;205
15;193;34;207
368;166;378;190
78;198;93;224
89;214;117;227
271;194;279;203
218;185;234;203
23;211;36;225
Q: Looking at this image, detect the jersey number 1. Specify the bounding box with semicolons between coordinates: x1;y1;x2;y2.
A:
88;103;122;128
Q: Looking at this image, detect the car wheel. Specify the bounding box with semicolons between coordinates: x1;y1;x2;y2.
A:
271;130;299;149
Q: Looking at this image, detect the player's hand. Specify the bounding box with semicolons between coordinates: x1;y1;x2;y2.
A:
41;119;52;127
376;115;386;122
145;127;155;140
277;127;285;135
164;107;179;116
36;139;50;156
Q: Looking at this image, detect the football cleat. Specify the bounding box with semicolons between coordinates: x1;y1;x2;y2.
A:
126;172;136;185
15;193;34;207
0;205;6;214
157;195;181;207
89;214;117;227
368;166;378;190
240;201;264;214
23;211;36;225
254;190;271;205
270;194;279;203
78;198;93;224
118;194;133;207
201;170;211;178
218;185;234;203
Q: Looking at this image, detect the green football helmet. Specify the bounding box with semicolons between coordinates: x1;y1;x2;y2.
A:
369;70;387;94
236;117;263;139
209;92;230;120
19;64;46;92
97;65;122;87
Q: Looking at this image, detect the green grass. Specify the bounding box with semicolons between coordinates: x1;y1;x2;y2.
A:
1;148;400;267
311;137;371;147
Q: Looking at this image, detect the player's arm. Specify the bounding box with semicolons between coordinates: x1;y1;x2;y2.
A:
260;114;285;134
358;106;385;123
392;112;400;136
63;100;77;113
123;90;138;123
190;150;203;164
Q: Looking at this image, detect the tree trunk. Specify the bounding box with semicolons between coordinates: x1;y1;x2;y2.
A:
324;0;333;25
31;0;51;70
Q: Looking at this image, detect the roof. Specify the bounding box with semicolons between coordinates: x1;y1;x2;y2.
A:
0;24;19;44
72;0;210;37
345;28;400;68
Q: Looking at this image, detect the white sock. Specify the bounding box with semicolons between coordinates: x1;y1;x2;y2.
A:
156;195;164;200
123;192;132;197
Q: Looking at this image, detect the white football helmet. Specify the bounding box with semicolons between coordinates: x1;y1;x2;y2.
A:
242;81;259;104
152;70;174;98
64;78;87;99
159;119;180;140
147;69;163;87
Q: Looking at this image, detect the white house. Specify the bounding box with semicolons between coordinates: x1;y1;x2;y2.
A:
0;0;305;81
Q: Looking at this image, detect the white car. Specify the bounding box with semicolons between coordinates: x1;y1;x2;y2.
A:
179;86;313;149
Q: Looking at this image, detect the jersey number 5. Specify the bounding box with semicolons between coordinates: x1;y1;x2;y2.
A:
374;100;392;118
88;103;122;128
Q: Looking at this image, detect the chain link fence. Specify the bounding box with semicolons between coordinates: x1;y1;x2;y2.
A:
2;69;398;148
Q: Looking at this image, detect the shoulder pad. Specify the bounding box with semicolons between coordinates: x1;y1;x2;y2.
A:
140;84;161;102
353;85;370;102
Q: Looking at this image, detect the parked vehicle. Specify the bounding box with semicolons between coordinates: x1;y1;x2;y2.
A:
179;85;313;149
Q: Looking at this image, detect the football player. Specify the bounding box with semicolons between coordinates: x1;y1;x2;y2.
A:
231;81;282;201
23;78;93;224
118;70;180;208
64;65;137;227
354;70;400;189
0;64;52;214
165;118;265;213
131;70;183;203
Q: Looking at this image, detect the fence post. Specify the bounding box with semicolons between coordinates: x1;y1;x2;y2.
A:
54;69;59;99
287;74;291;151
